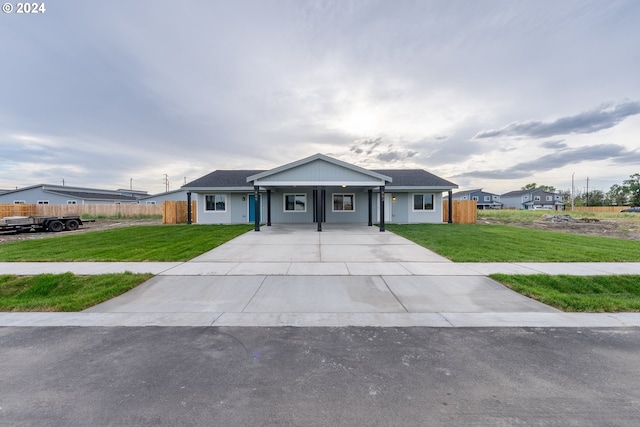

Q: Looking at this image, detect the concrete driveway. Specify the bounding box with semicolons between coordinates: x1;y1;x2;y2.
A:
81;224;564;326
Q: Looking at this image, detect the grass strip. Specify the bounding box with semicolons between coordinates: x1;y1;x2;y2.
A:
490;274;640;312
385;223;640;262
0;224;253;262
0;272;153;312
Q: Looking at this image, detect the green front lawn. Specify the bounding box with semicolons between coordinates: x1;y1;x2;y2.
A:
0;224;253;262
0;272;153;311
490;274;640;312
385;224;640;262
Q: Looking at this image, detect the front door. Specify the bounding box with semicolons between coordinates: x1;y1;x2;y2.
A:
249;194;261;222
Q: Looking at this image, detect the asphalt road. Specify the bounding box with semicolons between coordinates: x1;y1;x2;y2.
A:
1;327;639;426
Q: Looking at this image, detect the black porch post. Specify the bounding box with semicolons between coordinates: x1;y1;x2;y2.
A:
448;190;453;224
379;185;385;232
186;191;192;225
267;189;271;226
316;186;322;232
368;189;373;226
254;185;260;231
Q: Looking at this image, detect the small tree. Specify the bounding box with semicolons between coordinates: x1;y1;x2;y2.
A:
623;173;640;206
605;184;629;206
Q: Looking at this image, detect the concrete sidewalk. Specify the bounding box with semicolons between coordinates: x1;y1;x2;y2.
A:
1;224;639;327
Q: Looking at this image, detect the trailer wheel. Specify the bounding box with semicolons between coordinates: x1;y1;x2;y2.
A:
48;220;64;232
65;219;80;231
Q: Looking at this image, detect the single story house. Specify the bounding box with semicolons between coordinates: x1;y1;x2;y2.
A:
452;189;502;209
0;184;148;205
501;188;564;210
182;153;458;231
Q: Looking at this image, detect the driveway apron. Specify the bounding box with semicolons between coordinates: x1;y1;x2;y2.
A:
85;224;559;318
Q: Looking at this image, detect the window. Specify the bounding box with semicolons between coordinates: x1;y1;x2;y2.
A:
67;200;77;205
546;196;552;201
333;194;354;211
534;196;541;201
484;196;491;201
413;194;434;210
37;200;49;204
472;196;479;201
14;200;26;204
205;194;226;211
284;194;306;212
146;201;156;205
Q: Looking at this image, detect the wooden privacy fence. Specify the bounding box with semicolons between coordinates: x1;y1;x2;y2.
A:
572;206;631;213
0;204;162;218
36;204;162;217
442;200;477;224
162;201;197;224
0;204;37;217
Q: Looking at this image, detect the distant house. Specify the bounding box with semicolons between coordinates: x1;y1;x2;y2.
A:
452;189;502;209
501;189;564;210
138;189;189;205
182;153;458;228
0;184;148;205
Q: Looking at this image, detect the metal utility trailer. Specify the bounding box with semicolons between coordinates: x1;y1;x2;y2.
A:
0;215;92;233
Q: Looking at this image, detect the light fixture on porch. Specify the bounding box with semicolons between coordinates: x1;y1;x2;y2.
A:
392;195;397;202
341;184;347;188
242;196;246;201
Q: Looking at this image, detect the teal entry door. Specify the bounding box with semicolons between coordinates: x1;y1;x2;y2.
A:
249;194;261;222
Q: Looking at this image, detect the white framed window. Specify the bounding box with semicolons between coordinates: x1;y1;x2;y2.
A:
413;194;434;211
484;196;491;201
14;200;26;204
284;194;306;212
67;200;77;205
37;200;49;204
146;201;157;205
205;194;226;211
472;196;479;201
534;196;541;201
332;193;354;212
546;196;552;201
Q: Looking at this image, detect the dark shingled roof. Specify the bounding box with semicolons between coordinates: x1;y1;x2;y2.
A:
184;168;457;189
184;170;265;188
372;169;457;188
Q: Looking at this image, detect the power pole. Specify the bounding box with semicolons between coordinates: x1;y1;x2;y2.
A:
586;177;589;207
163;174;170;192
571;173;574;211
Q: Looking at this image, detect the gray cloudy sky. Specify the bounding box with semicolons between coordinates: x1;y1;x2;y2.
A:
2;0;639;195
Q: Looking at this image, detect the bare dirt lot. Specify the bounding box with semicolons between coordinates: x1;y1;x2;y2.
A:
0;219;163;245
480;214;640;241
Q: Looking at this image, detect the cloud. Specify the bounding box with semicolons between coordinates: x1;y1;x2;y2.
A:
540;140;567;149
455;144;640;179
474;101;640;139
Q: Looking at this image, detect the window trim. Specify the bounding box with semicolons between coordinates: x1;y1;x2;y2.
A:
283;193;307;212
546;196;553;201
14;200;26;204
332;193;355;212
146;201;157;205
484;196;491;201
67;200;78;205
412;193;435;211
204;194;227;212
534;196;541;201
37;200;49;204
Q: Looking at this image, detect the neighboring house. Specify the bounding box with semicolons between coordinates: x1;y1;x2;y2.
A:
501;188;564;210
182;153;458;228
0;184;148;205
452;189;502;209
138;189;189;205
